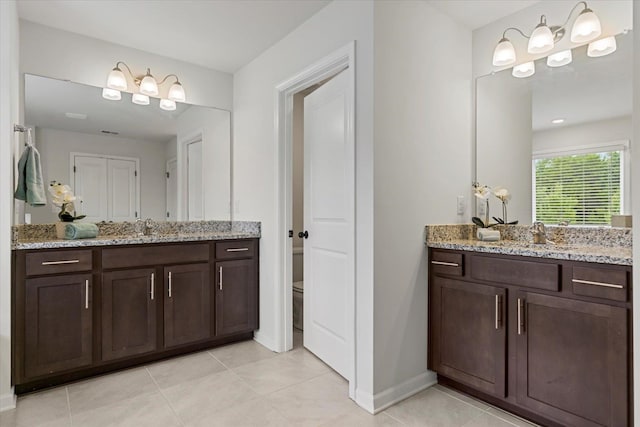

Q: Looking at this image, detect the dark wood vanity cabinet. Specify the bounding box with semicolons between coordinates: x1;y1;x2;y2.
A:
428;248;631;427
13;238;259;393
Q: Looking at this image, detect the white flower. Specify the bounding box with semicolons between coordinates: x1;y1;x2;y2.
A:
493;187;511;203
473;184;491;200
48;181;77;207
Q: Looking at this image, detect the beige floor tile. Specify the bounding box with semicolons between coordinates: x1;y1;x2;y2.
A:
186;397;292;427
283;347;332;372
147;350;226;389
163;369;260;425
267;372;354;426
233;349;329;395
383;387;485;427
319;406;404;426
433;384;491;411
208;339;278;369
68;367;157;415
0;388;70;427
461;410;519;427
71;391;181;427
486;408;540;427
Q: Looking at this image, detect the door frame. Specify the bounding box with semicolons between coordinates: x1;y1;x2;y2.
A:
273;42;356;397
166;157;177;220
177;130;204;220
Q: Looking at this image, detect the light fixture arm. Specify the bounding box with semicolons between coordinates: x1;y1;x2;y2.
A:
157;73;181;86
114;61;135;79
502;27;531;40
559;1;589;29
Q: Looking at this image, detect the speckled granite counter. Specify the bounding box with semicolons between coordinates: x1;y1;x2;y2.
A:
12;220;261;250
425;224;632;266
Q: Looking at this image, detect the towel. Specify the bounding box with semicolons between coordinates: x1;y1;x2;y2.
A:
14;145;46;206
477;228;500;241
63;223;99;240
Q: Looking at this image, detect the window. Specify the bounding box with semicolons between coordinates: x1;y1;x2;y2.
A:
533;144;627;226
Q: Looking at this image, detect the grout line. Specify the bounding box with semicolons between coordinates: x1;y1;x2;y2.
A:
431;386;490;412
65;387;73;427
380;410;407;425
145;367;186;427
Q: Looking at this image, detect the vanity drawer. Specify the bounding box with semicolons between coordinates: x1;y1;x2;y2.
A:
429;250;463;276
215;240;256;260
470;255;559;291
571;266;628;302
102;244;209;269
26;249;93;277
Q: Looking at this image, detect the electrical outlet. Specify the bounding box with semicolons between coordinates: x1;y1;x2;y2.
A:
456;196;465;215
477;199;486;217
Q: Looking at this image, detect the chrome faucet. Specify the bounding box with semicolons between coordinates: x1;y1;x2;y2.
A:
531;221;547;244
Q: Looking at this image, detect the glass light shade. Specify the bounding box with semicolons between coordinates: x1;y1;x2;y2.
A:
512;61;535;78
159;98;176;111
106;67;127;91
132;93;150;105
571;9;602;43
587;36;617;57
102;88;121;101
139;74;159;96
528;23;554;54
492;38;516;67
168;82;186;102
546;49;573;67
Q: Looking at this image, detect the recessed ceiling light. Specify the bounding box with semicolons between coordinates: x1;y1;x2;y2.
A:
551;118;565;124
65;112;87;120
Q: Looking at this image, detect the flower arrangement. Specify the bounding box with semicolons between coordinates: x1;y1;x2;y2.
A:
49;181;86;222
472;182;518;228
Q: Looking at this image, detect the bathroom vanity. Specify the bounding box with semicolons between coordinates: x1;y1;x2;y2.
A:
426;225;632;427
11;222;260;393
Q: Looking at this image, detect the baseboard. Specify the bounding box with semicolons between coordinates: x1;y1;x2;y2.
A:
0;389;16;412
356;370;437;414
253;331;279;352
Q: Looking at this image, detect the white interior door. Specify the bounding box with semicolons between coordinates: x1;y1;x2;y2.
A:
303;69;352;379
107;158;137;221
166;158;177;220
187;140;204;220
73;155;108;221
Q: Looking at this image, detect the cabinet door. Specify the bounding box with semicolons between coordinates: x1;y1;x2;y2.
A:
215;259;258;336
516;292;628;427
102;268;156;361
25;274;92;378
431;277;506;397
164;264;210;348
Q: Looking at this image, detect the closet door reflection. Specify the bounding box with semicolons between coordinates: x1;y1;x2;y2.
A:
187;140;204;221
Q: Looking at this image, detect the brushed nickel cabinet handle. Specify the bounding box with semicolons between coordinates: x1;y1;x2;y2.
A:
226;248;249;252
219;266;223;291
85;280;89;309
517;298;524;335
150;273;155;300
431;261;459;267
42;259;80;265
572;279;624;289
168;271;172;298
495;295;500;330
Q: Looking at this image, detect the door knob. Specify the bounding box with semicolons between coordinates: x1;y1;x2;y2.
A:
298;231;309;239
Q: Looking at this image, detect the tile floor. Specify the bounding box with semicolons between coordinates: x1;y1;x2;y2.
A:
0;331;538;427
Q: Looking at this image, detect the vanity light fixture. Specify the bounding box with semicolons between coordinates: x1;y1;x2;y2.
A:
512;61;535;78
492;1;609;75
103;61;186;109
587;36;617;57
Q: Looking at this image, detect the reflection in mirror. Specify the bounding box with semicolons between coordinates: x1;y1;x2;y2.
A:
22;74;231;224
476;31;632;226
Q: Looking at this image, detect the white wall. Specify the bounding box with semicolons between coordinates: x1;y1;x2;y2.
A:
373;0;471;400
20;20;233;110
533;116;632;152
24;127;169;223
233;0;375;405
0;0;19;411
632;3;639;422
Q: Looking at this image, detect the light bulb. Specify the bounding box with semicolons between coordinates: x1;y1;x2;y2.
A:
528;22;554;54
546;50;572;67
132;93;150;105
139;69;159;96
512;61;535;78
168;82;186;102
587;36;617;57
492;38;516;67
102;88;121;101
571;8;602;43
159;99;176;111
106;67;127;91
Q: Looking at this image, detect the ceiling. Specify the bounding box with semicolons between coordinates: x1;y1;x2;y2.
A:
425;0;541;30
17;0;330;73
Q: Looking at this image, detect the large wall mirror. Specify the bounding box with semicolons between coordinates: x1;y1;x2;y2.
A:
21;74;231;224
476;30;632;226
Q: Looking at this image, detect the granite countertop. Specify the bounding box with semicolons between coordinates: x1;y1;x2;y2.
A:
12;220;261;250
425;224;632;266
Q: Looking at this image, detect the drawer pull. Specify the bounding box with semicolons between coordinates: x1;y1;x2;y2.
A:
219;266;223;291
572;279;623;289
495;295;500;330
41;259;80;266
85;280;89;309
168;272;172;298
150;273;155;300
517;298;524;335
226;248;249;252
431;261;459;267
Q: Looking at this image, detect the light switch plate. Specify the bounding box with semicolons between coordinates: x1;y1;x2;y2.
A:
456;196;465;215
